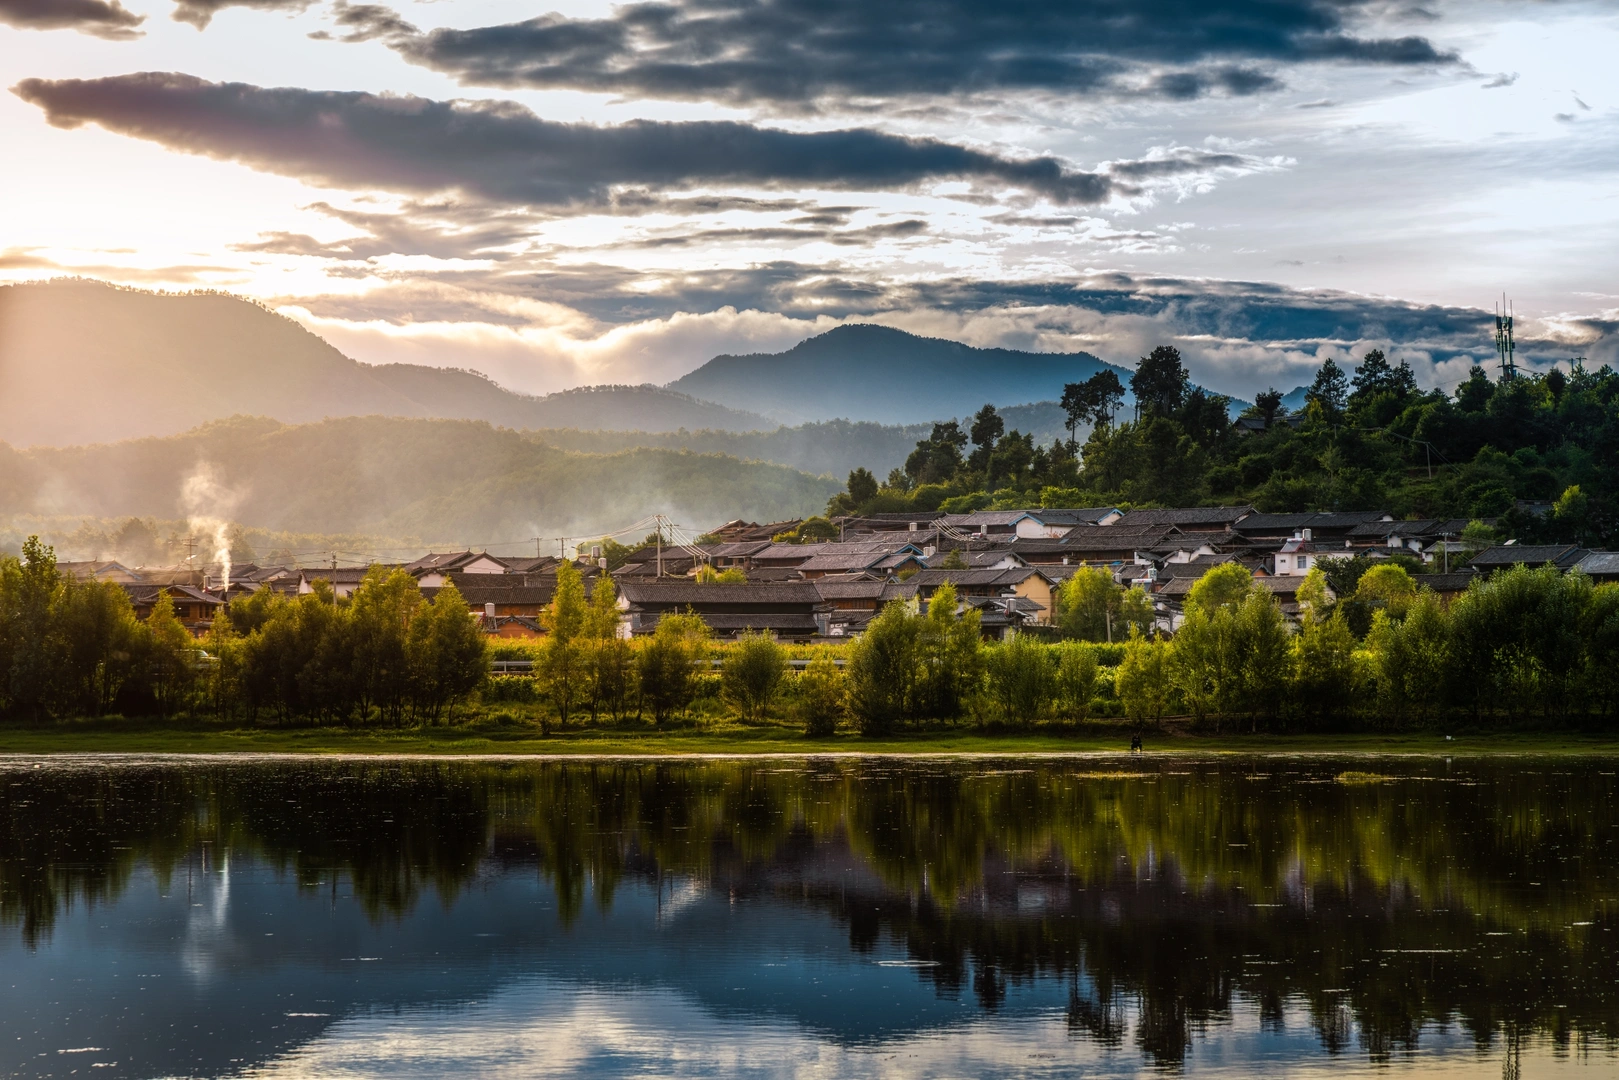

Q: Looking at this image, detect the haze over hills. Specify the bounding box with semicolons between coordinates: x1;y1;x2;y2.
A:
0;280;1098;473
0;416;839;545
667;324;1129;424
536;400;1074;480
0;280;773;447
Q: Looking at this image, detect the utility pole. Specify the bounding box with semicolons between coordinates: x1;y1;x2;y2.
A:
656;518;663;578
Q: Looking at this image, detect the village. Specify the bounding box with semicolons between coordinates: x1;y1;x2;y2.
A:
58;506;1619;642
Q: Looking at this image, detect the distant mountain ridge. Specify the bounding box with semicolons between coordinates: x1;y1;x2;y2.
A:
666;324;1130;424
0;415;838;543
0;281;1099;466
0;280;772;447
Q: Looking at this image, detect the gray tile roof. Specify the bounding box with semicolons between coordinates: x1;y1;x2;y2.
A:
618;581;826;606
1114;506;1253;529
1411;573;1478;593
1467;545;1588;569
1574;551;1619;578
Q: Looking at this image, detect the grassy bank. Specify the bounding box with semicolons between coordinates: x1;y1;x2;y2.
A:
2;717;1617;757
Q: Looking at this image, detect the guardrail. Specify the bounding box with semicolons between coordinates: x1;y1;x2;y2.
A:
489;656;846;676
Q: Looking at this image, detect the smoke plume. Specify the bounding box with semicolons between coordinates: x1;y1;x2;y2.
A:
180;463;244;590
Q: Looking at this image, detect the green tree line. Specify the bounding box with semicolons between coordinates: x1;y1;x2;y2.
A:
823;345;1619;545
0;537;489;724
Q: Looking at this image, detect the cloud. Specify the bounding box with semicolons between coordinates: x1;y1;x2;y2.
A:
0;0;143;39
170;0;310;31
620;218;928;249
1481;72;1517;89
376;0;1458;111
232;200;538;261
12;73;1262;210
268;265;1617;398
307;0;415;43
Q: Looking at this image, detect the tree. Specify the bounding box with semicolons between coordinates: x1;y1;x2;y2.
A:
1116;626;1170;725
348;567;420;725
1062;371;1127;446
540;560;589;725
846;467;879;507
1305;358;1349;417
796;652;845;736
1551;484;1591;545
407;577;489;723
1291;609;1358;724
1053;642;1099;723
1354;564;1416;620
0;536;63;720
1060;381;1089;448
1455;366;1493;412
636;612;710;725
584;574;633;721
905;421;967;486
984;633;1054;727
1057;567;1114;641
721;630;786;722
1367;590;1451;723
846;601;921;734
595;537;636;572
1253;388;1284;427
1174;567;1288;728
1131;346;1189;418
970;404;1005;449
915;582;981;719
56;577;142;717
144;591;196;717
1185;562;1255;616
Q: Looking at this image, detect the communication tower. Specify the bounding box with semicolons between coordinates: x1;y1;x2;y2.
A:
1493;296;1519;380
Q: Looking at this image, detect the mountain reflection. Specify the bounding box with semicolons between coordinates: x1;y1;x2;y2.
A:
1;757;1616;1074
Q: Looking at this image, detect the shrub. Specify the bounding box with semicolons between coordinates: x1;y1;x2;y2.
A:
1053;641;1099;722
797;653;846;736
637;612;710;725
722;630;786;722
1116;627;1170;725
983;633;1055;726
846;601;920;735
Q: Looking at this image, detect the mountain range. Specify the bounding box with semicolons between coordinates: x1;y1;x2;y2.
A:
0;280;1106;454
668;324;1126;424
0;280;773;447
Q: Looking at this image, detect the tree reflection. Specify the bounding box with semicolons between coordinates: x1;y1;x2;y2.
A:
2;758;1617;1065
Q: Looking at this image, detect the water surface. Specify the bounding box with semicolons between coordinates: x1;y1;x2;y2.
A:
2;755;1616;1077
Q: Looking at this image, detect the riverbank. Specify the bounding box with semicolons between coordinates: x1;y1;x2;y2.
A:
1;718;1617;756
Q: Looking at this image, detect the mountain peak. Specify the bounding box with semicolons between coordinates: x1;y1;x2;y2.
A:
667;325;1126;425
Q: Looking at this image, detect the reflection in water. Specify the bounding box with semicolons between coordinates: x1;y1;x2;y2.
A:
0;757;1616;1077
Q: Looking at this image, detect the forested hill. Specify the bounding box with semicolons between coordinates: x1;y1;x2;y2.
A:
667;324;1129;424
819;346;1618;546
0;416;839;543
0;280;773;447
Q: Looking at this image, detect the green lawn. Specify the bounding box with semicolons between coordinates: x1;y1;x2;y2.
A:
1;718;1615;757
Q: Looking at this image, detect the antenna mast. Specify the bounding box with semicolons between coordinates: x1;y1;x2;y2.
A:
1493;295;1519;381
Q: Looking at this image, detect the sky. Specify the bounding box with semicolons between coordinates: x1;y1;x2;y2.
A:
3;0;1618;400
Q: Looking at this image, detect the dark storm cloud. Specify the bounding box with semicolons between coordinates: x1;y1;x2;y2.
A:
381;0;1457;109
12;73;1198;208
0;0;143;39
170;0;310;30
